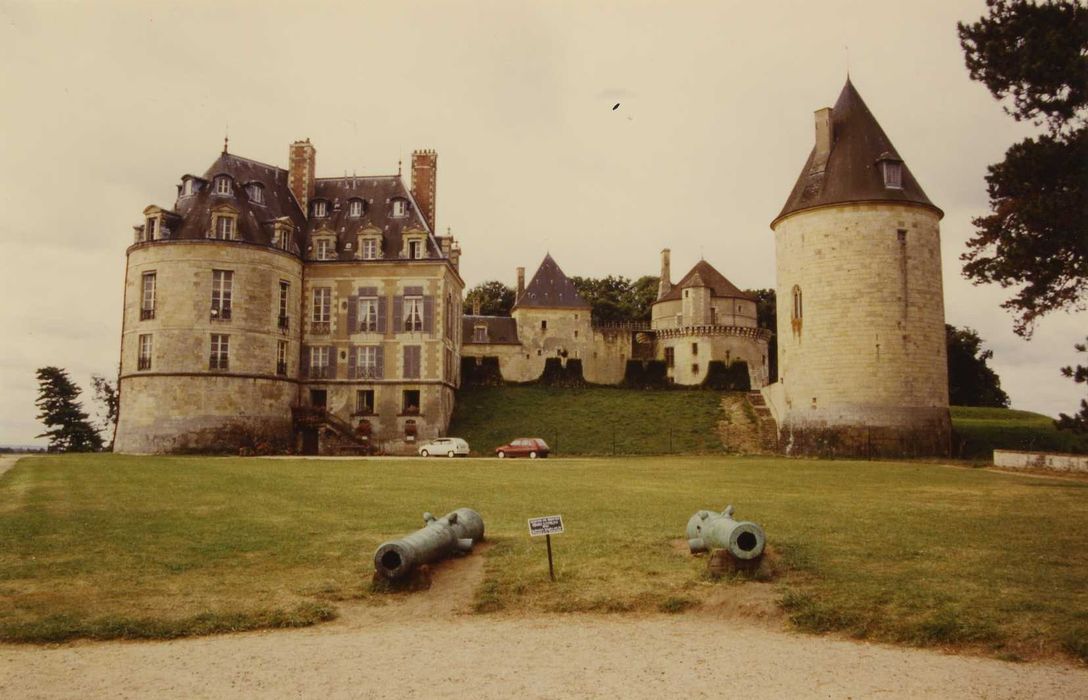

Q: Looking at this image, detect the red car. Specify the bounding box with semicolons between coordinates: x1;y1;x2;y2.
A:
495;438;550;459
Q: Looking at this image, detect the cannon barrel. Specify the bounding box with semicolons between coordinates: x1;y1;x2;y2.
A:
685;505;765;560
374;508;485;580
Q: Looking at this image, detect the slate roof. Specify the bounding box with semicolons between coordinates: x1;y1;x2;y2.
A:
513;254;591;309
656;260;754;303
161;148;442;260
462;315;521;345
773;78;940;226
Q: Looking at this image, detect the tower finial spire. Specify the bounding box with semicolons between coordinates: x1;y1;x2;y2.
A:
223;124;229;154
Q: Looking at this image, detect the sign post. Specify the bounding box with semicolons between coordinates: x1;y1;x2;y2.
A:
528;515;564;582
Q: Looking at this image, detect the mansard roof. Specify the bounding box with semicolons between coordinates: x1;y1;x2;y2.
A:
514;254;590;310
462;315;521;345
308;175;440;261
773;78;940;226
171;152;306;250
656;259;754;303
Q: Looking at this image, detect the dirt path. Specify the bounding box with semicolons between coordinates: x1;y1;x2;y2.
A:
2;550;1086;699
0;455;22;480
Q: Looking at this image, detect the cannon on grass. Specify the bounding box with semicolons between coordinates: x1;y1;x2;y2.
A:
686;505;766;561
373;508;485;581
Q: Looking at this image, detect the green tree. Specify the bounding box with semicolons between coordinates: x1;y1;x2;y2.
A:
1056;337;1088;433
571;275;659;322
958;0;1088;337
464;281;515;316
91;372;119;450
946;325;1011;407
746;288;778;383
35;367;103;453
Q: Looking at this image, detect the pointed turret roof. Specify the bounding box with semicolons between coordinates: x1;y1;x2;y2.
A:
655;260;754;303
773;78;940;226
514;254;590;309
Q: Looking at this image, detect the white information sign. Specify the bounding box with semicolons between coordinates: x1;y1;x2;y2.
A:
528;515;564;537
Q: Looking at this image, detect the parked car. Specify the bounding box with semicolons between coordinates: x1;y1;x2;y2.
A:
418;437;470;458
495;438;550;459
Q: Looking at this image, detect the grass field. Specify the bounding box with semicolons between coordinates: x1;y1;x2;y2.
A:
951;406;1088;458
449;385;729;455
1;454;1086;662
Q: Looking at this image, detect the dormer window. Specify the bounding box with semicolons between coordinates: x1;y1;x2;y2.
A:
213;215;235;240
145;217;158;240
391;199;407;217
182;178;197;197
274;226;292;251
877;154;903;190
361;237;381;260
247;183;265;204
312;200;328;218
348;199;364;218
214;176;232;195
408;240;423;259
315;238;337;260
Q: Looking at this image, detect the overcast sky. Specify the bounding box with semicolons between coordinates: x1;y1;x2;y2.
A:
1;0;1084;446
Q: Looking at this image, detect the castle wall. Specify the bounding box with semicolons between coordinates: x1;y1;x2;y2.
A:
656;331;769;387
115;241;303;453
772;202;950;455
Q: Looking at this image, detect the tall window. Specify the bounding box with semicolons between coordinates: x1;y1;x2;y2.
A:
137;334;152;370
403;294;423;332
355;389;374;414
316;238;336;260
140;272;156;320
362;238;380;260
348;199;363;217
359;296;379;332
275;226;292;251
311;287;331;333
211;270;233;320
210;334;229;370
665;347;675;368
408;240;422;259
310;346;330;378
403;345;421;379
145;217;157;240
791;285;803;320
357;346;379;378
278;281;290;330
276;339;288;376
182;179;196;196
312;200;328;217
212;215;235;240
214;176;231;195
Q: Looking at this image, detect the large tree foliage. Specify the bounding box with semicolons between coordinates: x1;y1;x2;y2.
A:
91;372;119;450
35;367;103;453
571;275;659;323
946;325;1011;407
1056;337;1088;432
958;0;1088;337
464;281;516;316
746;288;778;383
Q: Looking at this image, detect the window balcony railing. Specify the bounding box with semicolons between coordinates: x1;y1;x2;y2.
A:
211;305;232;321
276;361;288;376
137;357;152;371
278;315;290;331
209;357;229;371
310;321;331;335
140;308;155;321
310;365;331;379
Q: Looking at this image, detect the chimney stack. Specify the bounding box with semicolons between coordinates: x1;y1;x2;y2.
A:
657;249;672;300
516;266;525;300
813;108;833;173
411;149;437;232
472;297;481;316
288;139;316;213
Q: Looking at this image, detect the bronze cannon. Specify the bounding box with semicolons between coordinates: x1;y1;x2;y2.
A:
374;508;485;580
686;505;766;560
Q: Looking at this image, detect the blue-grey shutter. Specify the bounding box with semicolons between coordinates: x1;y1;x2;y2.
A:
423;296;434;334
300;345;310;379
393;296;403;334
375;345;384;379
347;345;357;379
377;297;387;334
347;295;358;333
329;346;338;379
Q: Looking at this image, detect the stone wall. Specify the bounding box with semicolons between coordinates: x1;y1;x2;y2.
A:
993;450;1088;474
115;241;302;453
771;202;950;455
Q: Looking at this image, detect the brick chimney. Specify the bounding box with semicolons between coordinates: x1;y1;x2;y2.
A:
411;149;437;232
516;266;525;300
288;139;316;213
813;108;833;173
472;297;481;316
657;249;672;300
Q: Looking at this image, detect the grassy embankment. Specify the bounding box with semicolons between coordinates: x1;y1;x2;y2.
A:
951;406;1088;458
1;453;1086;662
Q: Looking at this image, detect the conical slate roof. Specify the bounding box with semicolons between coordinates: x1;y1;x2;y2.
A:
773;79;940;226
656;259;754;303
514;254;590;309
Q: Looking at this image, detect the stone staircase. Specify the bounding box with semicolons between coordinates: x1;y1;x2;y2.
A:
716;392;779;455
292;406;377;456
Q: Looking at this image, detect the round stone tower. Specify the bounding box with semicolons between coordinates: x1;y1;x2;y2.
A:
768;79;950;457
114;146;308;453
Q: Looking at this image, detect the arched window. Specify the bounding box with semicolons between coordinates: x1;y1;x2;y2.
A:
791;285;803;319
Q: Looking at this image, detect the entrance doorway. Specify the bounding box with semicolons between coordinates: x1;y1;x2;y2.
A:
310;389;327;409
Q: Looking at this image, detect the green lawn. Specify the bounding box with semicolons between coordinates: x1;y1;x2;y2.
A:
951;406;1088;458
449;385;728;455
1;454;1086;662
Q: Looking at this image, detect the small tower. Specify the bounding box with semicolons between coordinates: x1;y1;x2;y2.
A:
767;78;950;457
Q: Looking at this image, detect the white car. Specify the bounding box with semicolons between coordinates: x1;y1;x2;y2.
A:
418;437;470;458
